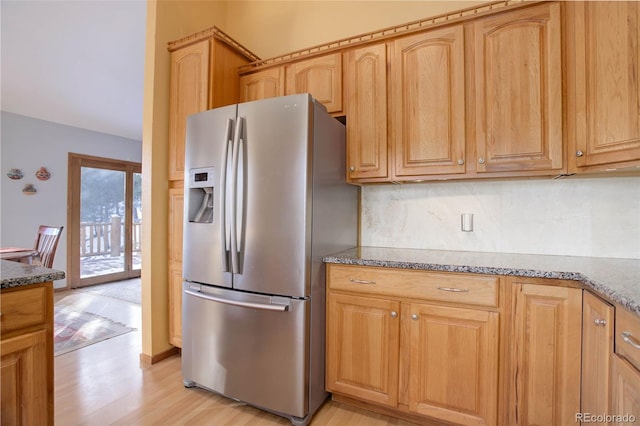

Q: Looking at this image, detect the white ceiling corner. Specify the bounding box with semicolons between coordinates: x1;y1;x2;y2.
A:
1;0;146;141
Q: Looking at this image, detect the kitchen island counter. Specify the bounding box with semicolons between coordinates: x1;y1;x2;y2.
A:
0;259;65;289
324;246;640;316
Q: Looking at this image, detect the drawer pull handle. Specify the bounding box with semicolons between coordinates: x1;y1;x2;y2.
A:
349;278;376;285
436;286;469;293
621;331;640;349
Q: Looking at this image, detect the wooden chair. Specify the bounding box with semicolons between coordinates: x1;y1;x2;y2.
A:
33;225;64;268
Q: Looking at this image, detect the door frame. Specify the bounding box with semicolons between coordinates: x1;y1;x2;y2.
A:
67;153;142;288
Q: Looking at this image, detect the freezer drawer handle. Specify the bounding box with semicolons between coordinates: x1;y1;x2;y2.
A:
185;289;289;312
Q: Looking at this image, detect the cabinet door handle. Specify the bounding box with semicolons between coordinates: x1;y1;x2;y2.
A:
349;278;376;285
411;314;419;320
621;331;640;349
594;319;607;326
390;311;398;318
436;286;469;293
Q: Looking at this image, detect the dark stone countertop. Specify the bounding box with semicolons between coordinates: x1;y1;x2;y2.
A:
324;247;640;317
1;259;66;289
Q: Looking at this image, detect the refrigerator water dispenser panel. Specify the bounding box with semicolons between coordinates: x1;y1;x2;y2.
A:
188;167;215;223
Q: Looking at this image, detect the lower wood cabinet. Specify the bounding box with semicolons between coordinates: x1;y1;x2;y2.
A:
168;186;184;347
581;292;614;420
0;282;54;425
508;282;582;426
326;264;502;425
326;292;400;407
611;355;640;423
409;303;499;426
326;266;597;426
612;305;640;422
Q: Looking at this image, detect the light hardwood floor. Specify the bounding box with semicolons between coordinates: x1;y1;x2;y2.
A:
53;289;418;425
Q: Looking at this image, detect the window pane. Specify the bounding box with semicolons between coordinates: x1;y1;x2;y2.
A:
80;167;126;278
132;172;142;271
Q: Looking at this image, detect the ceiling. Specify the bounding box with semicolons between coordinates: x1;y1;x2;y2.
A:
1;0;146;141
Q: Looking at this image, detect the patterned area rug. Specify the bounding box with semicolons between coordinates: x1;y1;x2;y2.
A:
54;305;136;356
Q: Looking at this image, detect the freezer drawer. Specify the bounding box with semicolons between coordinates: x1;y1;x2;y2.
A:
182;282;310;419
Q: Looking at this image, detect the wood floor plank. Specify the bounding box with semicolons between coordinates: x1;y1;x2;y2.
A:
54;288;419;425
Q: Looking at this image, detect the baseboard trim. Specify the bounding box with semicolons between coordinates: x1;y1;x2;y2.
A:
139;347;180;366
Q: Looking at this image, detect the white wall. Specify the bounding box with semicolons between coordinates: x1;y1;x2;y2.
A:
0;112;142;287
361;176;640;259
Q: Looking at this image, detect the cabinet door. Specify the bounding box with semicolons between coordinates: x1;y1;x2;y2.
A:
582;292;614;420
168;187;184;347
409;303;499;426
238;67;285;103
168;40;210;181
344;43;388;180
286;53;342;114
572;2;640;168
474;3;563;173
510;284;582;426
391;26;466;177
1;330;48;426
326;292;400;407
611;355;640;423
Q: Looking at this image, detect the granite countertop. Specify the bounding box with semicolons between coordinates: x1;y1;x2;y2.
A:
324;246;640;317
0;259;66;289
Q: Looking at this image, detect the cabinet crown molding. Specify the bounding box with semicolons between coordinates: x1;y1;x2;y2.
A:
238;0;542;74
167;25;260;62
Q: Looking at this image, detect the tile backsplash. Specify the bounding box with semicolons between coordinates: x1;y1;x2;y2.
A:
360;176;640;259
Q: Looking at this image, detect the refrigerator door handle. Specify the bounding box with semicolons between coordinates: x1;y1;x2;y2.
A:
219;118;234;272
230;116;244;274
184;289;290;312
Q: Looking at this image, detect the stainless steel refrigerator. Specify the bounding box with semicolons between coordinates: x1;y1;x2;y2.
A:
181;94;358;425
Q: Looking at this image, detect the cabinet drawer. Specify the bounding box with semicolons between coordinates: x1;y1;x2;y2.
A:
0;286;47;334
328;264;499;307
616;307;640;372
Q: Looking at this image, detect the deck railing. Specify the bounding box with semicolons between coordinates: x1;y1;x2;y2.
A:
80;217;141;257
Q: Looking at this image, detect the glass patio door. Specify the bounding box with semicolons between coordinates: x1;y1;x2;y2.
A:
67;154;142;287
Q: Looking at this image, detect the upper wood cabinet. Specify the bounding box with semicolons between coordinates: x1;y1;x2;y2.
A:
168;33;256;181
286;53;342;114
238;67;285;103
239;53;342;114
568;1;640;171
473;2;563;174
168;40;209;181
344;43;388;180
391;25;467;177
